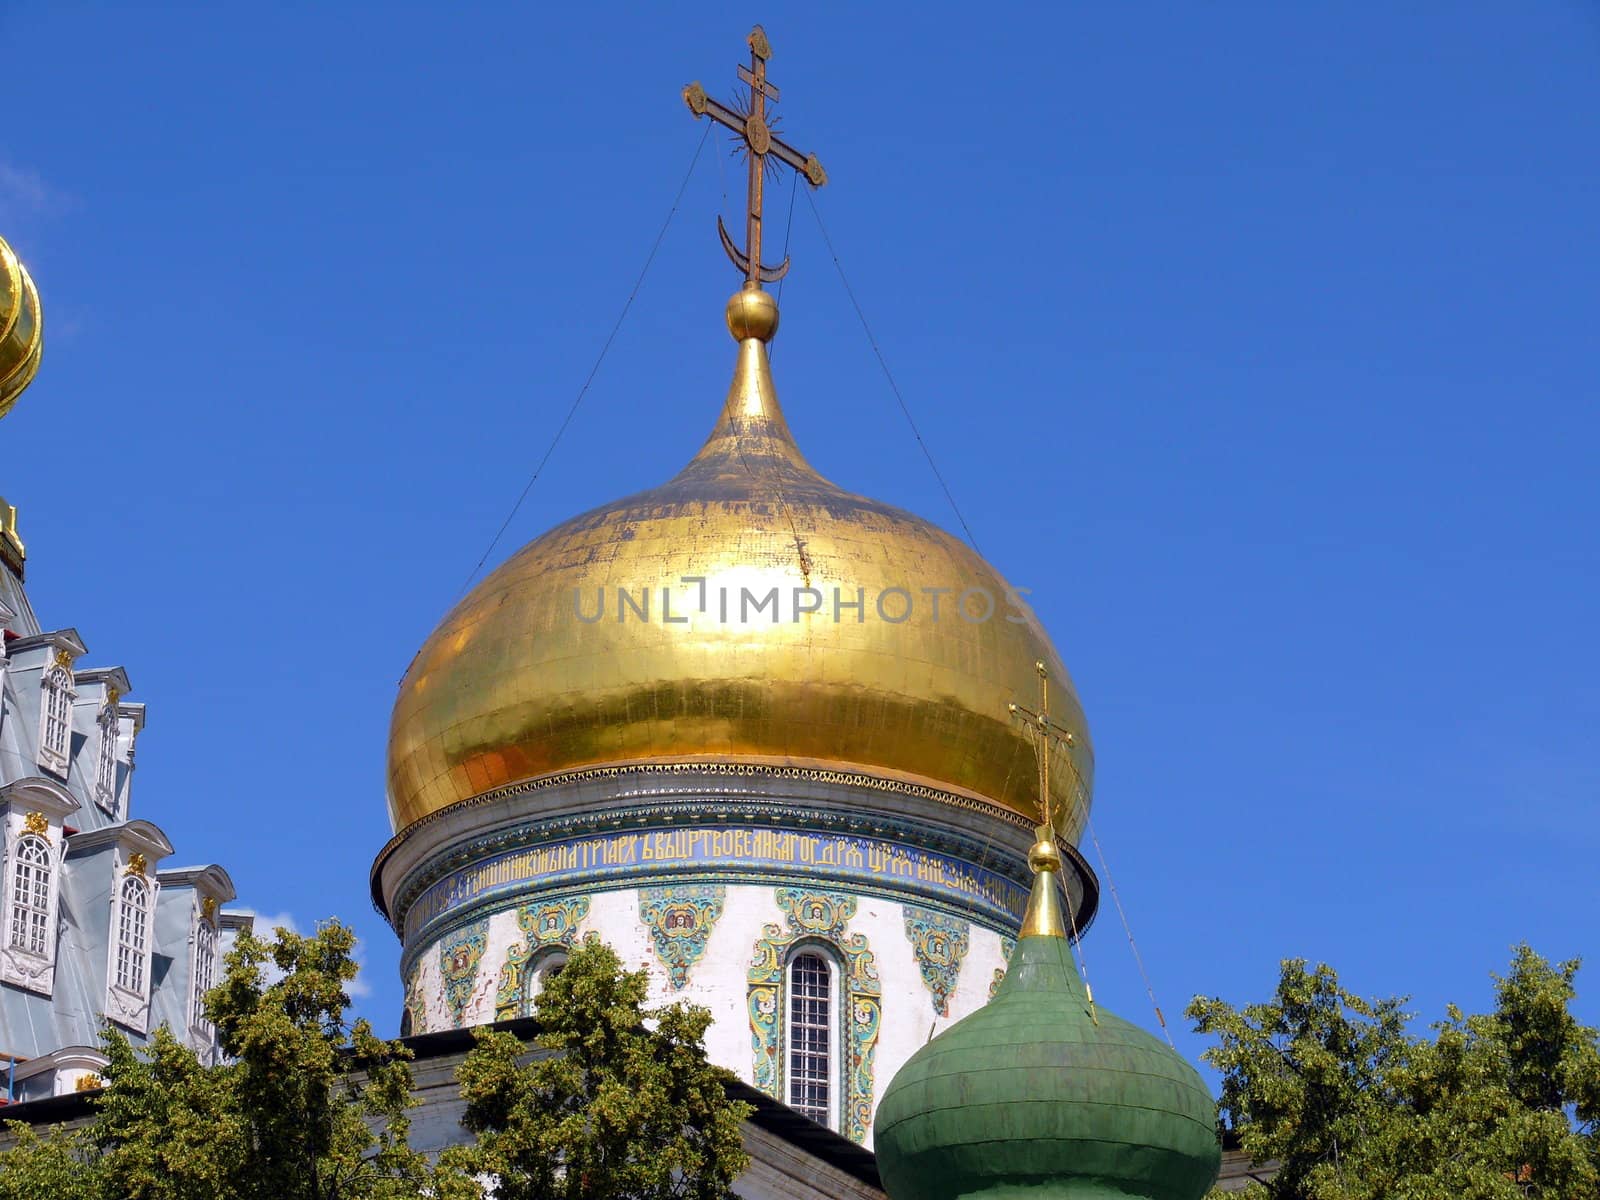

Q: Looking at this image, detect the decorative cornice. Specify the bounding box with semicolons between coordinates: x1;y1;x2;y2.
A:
0;776;81;820
372;758;1035;914
154;863;236;901
384;793;1037;930
9;1046;108;1085
9;628;88;662
64;817;174;861
72;666;132;699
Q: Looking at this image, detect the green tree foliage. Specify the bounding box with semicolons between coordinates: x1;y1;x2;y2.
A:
0;920;438;1200
438;938;752;1200
1191;945;1600;1200
0;1123;107;1200
193;921;434;1200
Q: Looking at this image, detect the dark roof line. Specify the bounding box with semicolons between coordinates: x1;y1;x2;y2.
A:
1;1017;883;1192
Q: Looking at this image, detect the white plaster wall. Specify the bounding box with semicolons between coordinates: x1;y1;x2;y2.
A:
412;883;1018;1147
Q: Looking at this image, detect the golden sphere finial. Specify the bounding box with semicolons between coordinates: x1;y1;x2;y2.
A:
1028;838;1063;875
726;285;779;343
0;236;43;421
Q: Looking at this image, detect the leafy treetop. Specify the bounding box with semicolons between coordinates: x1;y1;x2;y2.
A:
1190;944;1600;1200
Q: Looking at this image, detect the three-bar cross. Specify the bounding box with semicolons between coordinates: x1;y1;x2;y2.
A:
1009;662;1083;847
684;25;828;286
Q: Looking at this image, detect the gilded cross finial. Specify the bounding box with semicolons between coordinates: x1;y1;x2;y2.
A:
1009;668;1099;1019
1008;661;1078;847
684;25;828;289
1009;663;1078;941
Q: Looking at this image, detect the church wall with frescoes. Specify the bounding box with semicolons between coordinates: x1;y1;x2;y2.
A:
373;764;1095;1148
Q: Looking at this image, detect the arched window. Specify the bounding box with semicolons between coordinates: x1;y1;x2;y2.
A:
9;835;52;957
786;951;835;1127
399;1008;413;1038
38;666;73;774
191;915;217;1032
115;876;150;993
520;950;569;1016
95;706;119;813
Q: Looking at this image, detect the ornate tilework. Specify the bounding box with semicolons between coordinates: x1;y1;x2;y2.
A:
989;935;1017;1001
902;905;971;1016
748;889;882;1144
639;883;726;990
401;958;427;1034
439;917;489;1028
493;895;590;1020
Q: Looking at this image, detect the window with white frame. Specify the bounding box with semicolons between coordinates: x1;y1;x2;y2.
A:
191;913;218;1033
519;950;569;1017
9;835;52;957
37;665;73;774
95;706;119;813
786;950;835;1127
114;876;150;994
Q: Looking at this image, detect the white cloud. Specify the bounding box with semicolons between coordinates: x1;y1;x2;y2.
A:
234;908;302;938
225;909;371;998
0;163;75;222
348;937;373;1000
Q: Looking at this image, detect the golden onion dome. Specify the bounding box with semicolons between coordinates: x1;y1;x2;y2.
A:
386;288;1094;837
0;237;43;420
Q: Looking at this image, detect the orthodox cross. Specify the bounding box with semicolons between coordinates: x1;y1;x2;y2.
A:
1011;664;1099;1019
1008;662;1081;846
683;25;828;286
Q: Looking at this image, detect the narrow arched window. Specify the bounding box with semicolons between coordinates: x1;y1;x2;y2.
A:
520;950;569;1016
9;835;52;956
191;915;217;1032
787;951;834;1127
38;666;73;774
95;706;119;813
115;876;150;993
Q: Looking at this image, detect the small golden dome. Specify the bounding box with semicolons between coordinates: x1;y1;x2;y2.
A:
387;295;1094;836
0;237;43;420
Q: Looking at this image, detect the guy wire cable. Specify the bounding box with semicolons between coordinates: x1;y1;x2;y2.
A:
453;122;713;602
1087;811;1178;1049
803;187;984;557
1053;740;1098;1026
774;170;800;313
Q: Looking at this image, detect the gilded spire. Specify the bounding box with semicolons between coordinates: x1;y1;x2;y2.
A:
1019;835;1069;939
684;322;816;480
1011;663;1081;940
683;25;828;290
0;236;43;421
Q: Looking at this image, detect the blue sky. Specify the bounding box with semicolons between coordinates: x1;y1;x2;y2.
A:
2;3;1595;1061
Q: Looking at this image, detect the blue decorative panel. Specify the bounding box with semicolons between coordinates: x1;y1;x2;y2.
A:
639;883;726;990
493;895;590;1020
902;905;971;1016
438;917;489;1028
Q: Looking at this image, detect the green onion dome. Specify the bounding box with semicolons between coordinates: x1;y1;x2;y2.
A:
875;866;1220;1200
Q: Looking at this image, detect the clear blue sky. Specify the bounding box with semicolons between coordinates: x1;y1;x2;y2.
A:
3;4;1596;1061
